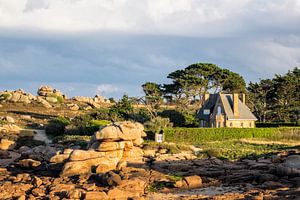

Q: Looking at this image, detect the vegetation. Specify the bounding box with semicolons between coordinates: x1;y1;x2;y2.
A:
108;94;134;121
145;116;173;134
248;67;299;123
143;141;191;154
256;122;299;127
45;116;70;136
200;140;293;160
0;93;11;101
164;127;300;144
141;63;246;108
47;93;64;103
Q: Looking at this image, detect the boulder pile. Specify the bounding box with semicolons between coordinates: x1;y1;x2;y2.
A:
51;121;146;177
37;85;64;98
73;95;110;108
0;89;35;104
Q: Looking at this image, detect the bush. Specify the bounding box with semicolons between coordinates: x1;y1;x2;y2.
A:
46;116;70;136
0;93;11;101
109;95;133;121
47;93;64;103
90;108;111;121
159;109;198;127
129;108;151;123
145;116;173;134
90;120;111;127
66;115;112;136
164;127;300;144
256;122;299;127
56;96;64;103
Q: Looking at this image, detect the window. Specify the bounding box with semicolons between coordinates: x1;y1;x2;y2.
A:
217;106;221;116
241;122;244;127
203;109;210;115
230;122;233;127
249;122;252;127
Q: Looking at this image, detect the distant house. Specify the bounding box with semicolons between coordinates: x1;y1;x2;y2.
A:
197;93;257;128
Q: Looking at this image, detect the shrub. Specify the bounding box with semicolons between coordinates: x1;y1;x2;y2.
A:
164;127;300;144
256;122;299;127
109;94;133;121
66;115;112;136
0;93;11;101
47;93;64;103
90;108;111;121
159;109;198;127
46;116;70;136
145;116;173;134
129;108;151;123
56;96;64;103
90;120;111;127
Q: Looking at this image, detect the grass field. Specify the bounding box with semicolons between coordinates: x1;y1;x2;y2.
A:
163;127;300;160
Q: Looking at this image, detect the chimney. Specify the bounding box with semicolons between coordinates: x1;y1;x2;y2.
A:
204;93;210;102
202;93;210;106
242;93;246;105
233;93;239;117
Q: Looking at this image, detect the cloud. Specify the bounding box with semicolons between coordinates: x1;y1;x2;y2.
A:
24;0;49;12
96;84;119;95
0;0;299;36
0;0;299;98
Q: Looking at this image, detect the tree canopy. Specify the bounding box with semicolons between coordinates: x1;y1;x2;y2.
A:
248;67;300;123
162;63;246;104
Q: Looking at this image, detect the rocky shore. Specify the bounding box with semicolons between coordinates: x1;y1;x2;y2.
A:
0;120;300;199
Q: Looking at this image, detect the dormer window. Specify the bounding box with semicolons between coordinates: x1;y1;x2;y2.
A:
217;106;221;116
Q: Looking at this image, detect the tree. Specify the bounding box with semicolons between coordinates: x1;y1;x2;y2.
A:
164;63;247;106
142;82;163;107
248;67;300;123
248;79;273;122
109;94;133;121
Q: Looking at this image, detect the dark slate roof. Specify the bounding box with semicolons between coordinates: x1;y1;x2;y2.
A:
220;94;257;120
197;94;218;120
197;93;257;121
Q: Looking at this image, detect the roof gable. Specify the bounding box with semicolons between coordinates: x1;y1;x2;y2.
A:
198;93;257;121
220;94;257;120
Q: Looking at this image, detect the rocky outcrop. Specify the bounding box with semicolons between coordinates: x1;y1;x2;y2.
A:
73;95;111;108
277;155;300;176
36;96;52;108
0;89;35;104
0;124;21;133
57;121;146;176
67;103;80;111
0;139;16;150
37;85;63;98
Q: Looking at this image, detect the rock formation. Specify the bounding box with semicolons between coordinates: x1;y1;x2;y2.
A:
0;89;35;104
37;85;63;98
50;121;146;176
73;95;111;108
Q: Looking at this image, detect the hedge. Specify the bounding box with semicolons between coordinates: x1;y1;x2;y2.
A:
164;127;300;144
256;122;299;127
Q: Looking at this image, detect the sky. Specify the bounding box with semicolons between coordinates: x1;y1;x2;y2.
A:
0;0;300;99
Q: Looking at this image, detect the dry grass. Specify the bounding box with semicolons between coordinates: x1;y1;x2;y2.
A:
239;138;300;146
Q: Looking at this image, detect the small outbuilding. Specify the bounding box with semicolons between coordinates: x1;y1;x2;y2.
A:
197;93;257;128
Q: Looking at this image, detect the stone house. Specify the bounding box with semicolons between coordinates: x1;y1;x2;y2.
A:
197;93;257;128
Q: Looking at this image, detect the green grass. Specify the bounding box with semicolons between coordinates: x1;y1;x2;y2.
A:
143;140;191;154
163;127;300;160
52;135;91;148
199;140;292;160
164;127;300;144
90;120;111;127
